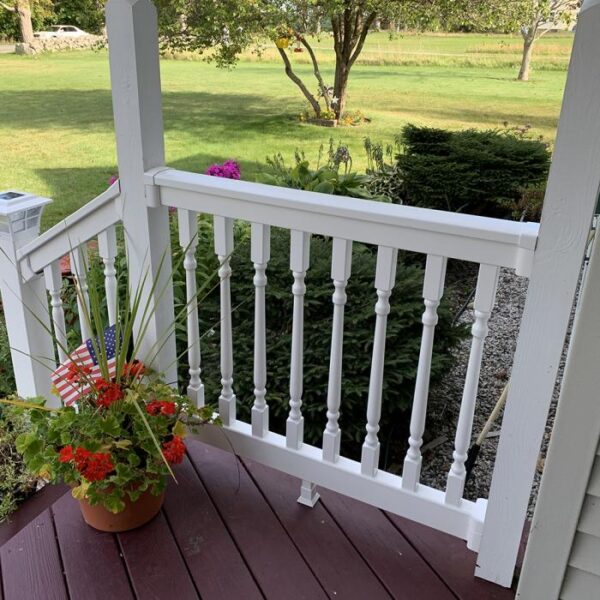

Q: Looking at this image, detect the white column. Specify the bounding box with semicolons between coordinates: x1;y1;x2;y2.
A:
476;0;600;586
402;255;447;491
178;209;204;406
43;262;67;364
106;0;177;383
251;223;270;437
445;264;498;506
286;230;311;450
361;246;398;477
322;238;352;463
214;216;236;425
98;226;118;327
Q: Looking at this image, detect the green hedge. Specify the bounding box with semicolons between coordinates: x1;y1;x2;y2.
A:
367;124;551;220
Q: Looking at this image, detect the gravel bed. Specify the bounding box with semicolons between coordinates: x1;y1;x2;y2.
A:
419;267;566;518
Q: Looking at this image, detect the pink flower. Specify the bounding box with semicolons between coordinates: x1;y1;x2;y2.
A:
108;174;118;186
205;160;241;180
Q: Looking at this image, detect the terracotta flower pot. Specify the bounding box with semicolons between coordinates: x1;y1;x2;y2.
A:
78;487;165;532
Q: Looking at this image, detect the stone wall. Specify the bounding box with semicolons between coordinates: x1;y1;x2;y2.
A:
15;35;104;55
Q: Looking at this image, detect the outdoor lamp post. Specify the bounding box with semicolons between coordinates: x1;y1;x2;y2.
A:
0;191;51;242
0;190;55;403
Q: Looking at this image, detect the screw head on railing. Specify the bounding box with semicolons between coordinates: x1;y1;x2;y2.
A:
0;191;52;245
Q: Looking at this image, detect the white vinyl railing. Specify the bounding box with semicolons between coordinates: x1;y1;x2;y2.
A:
140;168;540;549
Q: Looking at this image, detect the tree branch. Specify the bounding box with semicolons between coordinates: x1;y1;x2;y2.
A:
299;35;331;110
276;46;321;118
349;12;376;68
0;1;17;12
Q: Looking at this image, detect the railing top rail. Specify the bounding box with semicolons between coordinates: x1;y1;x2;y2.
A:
150;169;539;275
17;181;121;279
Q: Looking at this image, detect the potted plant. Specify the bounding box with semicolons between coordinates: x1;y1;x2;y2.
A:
3;248;219;532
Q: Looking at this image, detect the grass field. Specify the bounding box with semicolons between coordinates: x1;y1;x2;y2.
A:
0;32;572;228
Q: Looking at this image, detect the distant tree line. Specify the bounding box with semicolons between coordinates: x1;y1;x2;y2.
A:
0;0;579;92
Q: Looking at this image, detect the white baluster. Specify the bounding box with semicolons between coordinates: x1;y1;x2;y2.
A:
70;247;91;342
43;262;67;364
98;226;118;327
445;264;499;505
322;238;352;463
214;216;236;425
251;223;271;437
402;255;447;491
361;246;398;477
286;230;311;450
179;209;204;407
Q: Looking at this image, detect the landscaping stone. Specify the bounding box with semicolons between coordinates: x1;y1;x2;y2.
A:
15;35;103;55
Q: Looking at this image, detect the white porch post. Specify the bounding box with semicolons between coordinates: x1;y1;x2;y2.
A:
105;0;177;384
0;194;55;404
476;0;600;586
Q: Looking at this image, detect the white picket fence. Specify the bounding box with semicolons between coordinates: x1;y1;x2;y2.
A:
2;0;600;589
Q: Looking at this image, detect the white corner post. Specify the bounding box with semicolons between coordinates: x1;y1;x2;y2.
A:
106;0;177;384
476;0;600;586
0;193;55;404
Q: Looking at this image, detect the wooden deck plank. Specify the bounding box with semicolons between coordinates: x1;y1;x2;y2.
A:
52;493;134;600
0;509;68;600
118;510;199;599
244;458;394;599
186;440;328;600
387;514;518;600
0;484;69;548
318;488;457;600
164;456;263;600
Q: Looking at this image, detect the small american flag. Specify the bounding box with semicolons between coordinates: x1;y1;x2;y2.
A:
51;325;118;405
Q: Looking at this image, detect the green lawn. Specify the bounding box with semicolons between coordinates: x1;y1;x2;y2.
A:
0;34;570;228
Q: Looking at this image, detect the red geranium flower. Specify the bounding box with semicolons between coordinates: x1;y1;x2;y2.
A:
79;452;115;482
64;362;92;384
95;379;124;409
59;446;115;482
146;400;176;416
122;360;145;379
162;436;186;464
58;445;74;463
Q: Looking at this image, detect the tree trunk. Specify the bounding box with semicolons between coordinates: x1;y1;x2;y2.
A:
333;63;349;120
276;47;321;118
518;36;535;81
16;0;34;43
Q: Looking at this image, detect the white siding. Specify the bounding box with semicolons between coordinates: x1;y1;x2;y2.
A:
559;444;600;598
561;567;600;600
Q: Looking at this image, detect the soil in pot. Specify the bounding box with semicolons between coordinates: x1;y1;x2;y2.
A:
78;487;165;532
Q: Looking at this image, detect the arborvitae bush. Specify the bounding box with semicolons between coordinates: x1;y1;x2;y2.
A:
181;226;465;459
367;124;550;220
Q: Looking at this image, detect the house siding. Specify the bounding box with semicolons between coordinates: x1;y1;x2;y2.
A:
559;444;600;599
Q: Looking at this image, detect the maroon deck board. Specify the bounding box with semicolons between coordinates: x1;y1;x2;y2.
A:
0;484;69;547
244;458;393;599
386;514;518;600
164;456;262;600
52;493;134;600
118;510;199;599
318;488;456;600
187;440;327;600
0;509;68;600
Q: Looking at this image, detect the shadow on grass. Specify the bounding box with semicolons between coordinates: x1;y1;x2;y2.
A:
35;151;268;227
0;88;301;141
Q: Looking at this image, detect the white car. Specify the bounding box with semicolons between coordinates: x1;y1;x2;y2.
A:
34;25;89;39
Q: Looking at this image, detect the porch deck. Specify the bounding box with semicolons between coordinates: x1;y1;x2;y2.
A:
0;440;521;600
